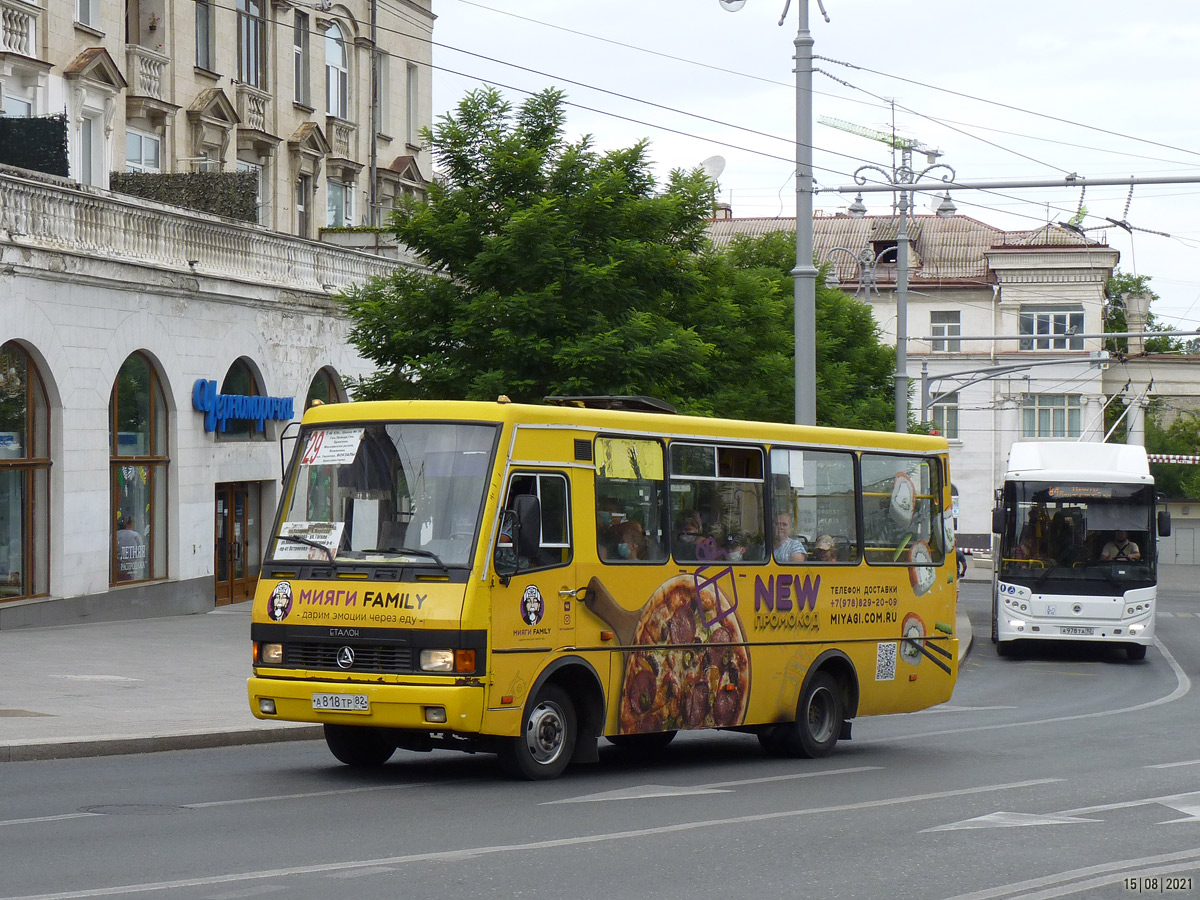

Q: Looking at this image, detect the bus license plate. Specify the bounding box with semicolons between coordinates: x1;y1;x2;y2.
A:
1059;626;1094;636
312;693;369;712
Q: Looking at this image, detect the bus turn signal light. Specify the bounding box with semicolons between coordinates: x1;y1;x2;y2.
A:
455;650;476;673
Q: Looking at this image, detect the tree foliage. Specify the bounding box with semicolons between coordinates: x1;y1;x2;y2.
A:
1104;269;1183;356
341;87;895;430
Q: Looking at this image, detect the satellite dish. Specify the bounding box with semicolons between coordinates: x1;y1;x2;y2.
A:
719;0;747;10
700;155;726;181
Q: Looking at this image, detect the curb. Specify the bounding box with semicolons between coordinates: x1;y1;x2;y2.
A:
0;725;323;763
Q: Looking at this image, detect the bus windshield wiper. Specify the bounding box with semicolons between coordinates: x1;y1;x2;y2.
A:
277;535;334;563
370;546;449;571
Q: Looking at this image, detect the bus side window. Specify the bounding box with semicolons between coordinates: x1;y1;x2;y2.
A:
595;436;668;564
861;453;944;565
769;447;858;564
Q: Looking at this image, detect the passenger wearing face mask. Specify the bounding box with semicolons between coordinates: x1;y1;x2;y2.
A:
724;534;749;562
613;521;648;561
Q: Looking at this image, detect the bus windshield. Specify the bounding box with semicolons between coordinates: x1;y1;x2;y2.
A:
269;421;498;567
997;480;1156;588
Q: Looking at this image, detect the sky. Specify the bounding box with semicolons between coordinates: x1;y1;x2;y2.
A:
428;0;1200;330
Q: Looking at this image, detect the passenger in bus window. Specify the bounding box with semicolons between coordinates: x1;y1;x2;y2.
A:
1100;530;1141;561
597;497;625;559
724;534;748;562
613;521;648;561
772;512;807;563
813;534;837;563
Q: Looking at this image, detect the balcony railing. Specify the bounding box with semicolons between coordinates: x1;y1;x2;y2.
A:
325;116;356;159
125;45;170;101
0;168;419;294
235;83;271;132
1;0;38;56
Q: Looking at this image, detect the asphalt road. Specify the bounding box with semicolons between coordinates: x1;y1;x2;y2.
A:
2;580;1198;900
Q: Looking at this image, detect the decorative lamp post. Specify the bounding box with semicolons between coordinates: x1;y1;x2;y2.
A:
851;153;955;432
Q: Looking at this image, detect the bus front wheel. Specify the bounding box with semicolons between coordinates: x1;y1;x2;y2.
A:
323;724;396;768
1126;643;1148;661
499;685;577;780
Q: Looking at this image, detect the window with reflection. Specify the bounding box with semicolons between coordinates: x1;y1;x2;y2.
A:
0;343;50;601
306;368;341;408
218;358;266;440
325;22;348;119
110;353;168;585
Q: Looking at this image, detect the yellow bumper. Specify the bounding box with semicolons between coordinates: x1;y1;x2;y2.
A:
248;675;486;732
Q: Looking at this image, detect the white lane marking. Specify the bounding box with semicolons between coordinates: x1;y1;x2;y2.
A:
1146;758;1200;769
547;765;885;803
912;705;1018;713
0;778;1060;900
859;636;1190;744
0;783;443;829
924;811;1099;832
547;784;733;803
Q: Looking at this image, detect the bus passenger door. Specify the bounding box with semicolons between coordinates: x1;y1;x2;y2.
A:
491;471;577;705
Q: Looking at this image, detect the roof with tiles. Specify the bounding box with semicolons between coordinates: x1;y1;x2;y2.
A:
706;213;1110;286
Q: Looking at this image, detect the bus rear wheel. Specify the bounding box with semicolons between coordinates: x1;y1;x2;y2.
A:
760;671;843;759
323;724;396;768
499;685;576;780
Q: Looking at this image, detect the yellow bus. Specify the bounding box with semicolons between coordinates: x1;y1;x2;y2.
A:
248;396;959;779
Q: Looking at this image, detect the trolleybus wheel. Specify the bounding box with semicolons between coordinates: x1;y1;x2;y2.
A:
323;724;396;768
1126;643;1148;661
499;685;576;780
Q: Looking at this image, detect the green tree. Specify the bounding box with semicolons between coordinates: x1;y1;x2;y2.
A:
1104;270;1182;356
341;87;896;430
1147;411;1200;499
342;86;717;410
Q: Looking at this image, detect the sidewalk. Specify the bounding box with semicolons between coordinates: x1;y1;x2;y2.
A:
0;595;975;764
0;603;319;762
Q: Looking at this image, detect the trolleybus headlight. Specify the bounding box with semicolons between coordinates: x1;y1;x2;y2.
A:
260;643;284;665
420;649;455;672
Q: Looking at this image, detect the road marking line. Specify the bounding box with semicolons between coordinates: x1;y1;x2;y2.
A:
0;778;1060;900
545;765;884;804
858;636;1190;744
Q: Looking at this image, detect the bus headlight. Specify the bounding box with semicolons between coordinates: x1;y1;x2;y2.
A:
420;649;454;672
419;649;477;673
259;643;283;665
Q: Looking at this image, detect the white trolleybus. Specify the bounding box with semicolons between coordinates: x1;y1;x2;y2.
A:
991;441;1171;660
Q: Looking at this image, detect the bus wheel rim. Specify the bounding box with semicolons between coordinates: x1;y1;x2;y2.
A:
525;701;566;764
807;687;836;743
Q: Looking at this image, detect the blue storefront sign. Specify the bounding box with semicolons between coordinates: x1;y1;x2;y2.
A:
192;379;295;433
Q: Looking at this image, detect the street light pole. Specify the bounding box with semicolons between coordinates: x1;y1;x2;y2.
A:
791;2;818;426
721;0;822;426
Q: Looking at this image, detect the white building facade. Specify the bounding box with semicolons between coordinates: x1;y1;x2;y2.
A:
0;0;432;627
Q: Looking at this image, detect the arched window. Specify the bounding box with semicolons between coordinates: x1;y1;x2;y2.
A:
110;353;168;585
305;367;342;408
218;358;266;441
325;22;348;119
0;342;50;601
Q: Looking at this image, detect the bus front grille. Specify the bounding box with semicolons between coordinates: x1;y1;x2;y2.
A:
285;643;414;674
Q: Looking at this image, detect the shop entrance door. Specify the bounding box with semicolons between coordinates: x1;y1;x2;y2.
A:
215;483;253;604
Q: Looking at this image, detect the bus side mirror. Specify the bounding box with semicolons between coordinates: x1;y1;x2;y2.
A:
991;508;1005;535
513;494;542;558
1158;510;1172;537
